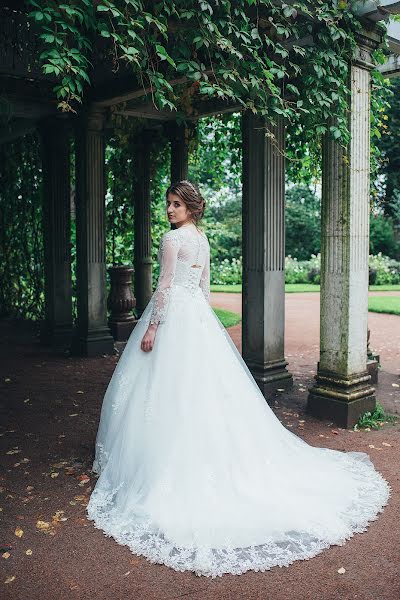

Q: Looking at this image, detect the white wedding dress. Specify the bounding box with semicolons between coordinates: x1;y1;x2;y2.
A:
86;225;391;578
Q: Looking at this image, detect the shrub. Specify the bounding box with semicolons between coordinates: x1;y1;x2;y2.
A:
210;253;400;286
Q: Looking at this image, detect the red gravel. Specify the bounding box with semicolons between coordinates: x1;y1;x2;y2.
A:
0;307;399;600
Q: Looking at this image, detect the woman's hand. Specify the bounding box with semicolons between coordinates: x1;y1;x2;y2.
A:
141;324;158;352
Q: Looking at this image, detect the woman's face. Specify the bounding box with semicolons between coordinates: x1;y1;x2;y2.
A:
166;193;192;227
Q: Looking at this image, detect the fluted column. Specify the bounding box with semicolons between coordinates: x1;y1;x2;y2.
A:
134;131;153;316
308;29;383;427
72;107;114;357
39;118;73;349
167;122;193;182
242;113;292;397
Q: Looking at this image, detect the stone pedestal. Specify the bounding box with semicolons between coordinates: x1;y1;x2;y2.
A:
308;31;383;427
107;266;137;341
72;108;115;357
39;118;73;349
242;114;292;397
133;131;153;317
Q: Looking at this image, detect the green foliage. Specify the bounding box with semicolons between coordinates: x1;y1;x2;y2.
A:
375;77;400;221
285;185;321;259
368;253;400;285
370;214;399;259
368;296;400;316
0;135;44;320
213;307;241;328
285;255;321;284
354;402;397;431
28;0;360;150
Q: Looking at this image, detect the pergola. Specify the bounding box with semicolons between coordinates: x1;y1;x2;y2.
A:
1;1;399;428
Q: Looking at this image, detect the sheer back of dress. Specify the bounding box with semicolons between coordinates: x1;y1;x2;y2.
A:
149;226;210;325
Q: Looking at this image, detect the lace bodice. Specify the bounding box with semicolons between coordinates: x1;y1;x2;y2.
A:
149;226;210;325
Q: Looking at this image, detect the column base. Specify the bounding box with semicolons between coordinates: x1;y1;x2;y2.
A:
307;369;375;428
71;327;116;357
108;319;138;342
40;321;73;350
247;358;293;398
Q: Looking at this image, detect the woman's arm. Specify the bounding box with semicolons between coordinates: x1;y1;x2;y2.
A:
141;232;180;352
199;244;210;302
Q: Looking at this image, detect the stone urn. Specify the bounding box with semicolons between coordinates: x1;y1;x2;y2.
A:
367;327;380;384
107;265;137;341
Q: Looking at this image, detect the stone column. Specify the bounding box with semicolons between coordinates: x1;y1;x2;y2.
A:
134;131;153;317
72;108;115;357
242;113;292;396
39;118;73;349
167;122;192;182
307;30;383;428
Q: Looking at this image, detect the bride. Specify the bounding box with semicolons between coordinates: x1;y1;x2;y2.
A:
86;180;391;578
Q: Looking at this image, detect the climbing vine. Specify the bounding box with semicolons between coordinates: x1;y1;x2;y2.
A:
0;134;44;320
28;0;361;146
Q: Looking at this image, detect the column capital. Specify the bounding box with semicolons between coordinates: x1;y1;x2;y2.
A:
79;106;107;133
353;24;385;70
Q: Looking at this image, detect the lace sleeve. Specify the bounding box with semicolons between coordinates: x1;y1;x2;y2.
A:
200;243;210;302
149;232;180;325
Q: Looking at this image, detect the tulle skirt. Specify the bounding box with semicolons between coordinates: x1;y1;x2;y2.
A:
86;284;391;577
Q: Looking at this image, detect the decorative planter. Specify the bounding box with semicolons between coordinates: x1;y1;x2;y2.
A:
367;328;380;385
107;265;137;341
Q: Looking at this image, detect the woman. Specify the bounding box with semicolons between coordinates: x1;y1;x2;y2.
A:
86;180;390;578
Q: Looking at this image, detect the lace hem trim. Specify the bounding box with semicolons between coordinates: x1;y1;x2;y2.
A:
86;455;391;578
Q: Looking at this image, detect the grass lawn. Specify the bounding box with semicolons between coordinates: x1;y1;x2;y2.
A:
368;296;400;316
213;307;241;328
210;283;400;294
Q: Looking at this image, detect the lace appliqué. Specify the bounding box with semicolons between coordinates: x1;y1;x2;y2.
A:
91;442;110;475
86;452;391;578
149;232;181;325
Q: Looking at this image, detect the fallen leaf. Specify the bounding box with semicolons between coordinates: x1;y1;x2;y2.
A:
4;575;15;584
337;567;346;574
36;520;50;530
2;552;10;559
14;527;23;538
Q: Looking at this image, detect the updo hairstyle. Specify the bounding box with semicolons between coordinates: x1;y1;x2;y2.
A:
166;180;206;225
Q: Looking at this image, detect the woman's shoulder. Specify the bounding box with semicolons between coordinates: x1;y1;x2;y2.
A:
160;229;181;247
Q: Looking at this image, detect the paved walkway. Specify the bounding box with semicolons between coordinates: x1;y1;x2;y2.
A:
211;292;400;415
0;310;399;600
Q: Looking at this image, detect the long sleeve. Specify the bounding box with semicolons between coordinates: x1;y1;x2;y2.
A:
149;232;180;325
200;244;210;302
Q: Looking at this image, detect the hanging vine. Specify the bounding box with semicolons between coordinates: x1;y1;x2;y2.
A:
27;0;362;148
0;134;44;320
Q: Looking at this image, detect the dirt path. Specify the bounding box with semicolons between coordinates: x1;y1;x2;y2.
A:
211;292;400;416
0;314;399;600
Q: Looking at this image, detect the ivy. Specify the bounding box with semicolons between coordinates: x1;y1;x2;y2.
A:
27;0;362;145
